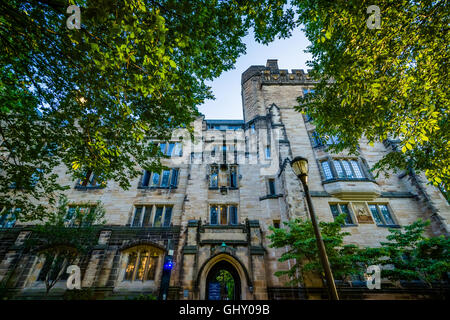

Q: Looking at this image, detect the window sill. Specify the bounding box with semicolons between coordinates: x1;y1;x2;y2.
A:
341;224;358;227
138;186;178;190
322;178;375;184
376;224;401;228
259;194;284;201
74;185;106;190
201;224;244;230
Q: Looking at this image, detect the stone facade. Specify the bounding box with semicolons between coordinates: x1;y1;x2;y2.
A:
0;60;449;300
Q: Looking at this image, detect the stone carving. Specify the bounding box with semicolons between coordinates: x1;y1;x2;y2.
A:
353;203;374;224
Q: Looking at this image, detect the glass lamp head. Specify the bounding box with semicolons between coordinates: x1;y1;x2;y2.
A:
290;156;309;182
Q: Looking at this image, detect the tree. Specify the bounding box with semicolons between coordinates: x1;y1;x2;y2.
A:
376;219;450;288
0;0;293;221
215;269;235;300
268;216;450;290
23;195;106;295
248;0;449;191
268;215;369;286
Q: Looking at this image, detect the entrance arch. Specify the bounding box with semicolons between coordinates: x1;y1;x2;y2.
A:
196;253;252;300
206;260;241;300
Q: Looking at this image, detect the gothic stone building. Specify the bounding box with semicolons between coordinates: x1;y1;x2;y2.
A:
0;60;449;300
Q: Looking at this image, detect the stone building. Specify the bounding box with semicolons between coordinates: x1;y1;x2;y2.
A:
0;59;448;300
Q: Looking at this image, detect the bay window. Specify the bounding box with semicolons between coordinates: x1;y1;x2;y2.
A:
320;158;368;181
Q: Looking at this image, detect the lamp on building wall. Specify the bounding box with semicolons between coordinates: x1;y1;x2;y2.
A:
290;156;340;300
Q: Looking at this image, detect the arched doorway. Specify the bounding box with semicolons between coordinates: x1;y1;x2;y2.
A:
205;260;241;300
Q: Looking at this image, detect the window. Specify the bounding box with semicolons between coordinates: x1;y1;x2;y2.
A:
329;204;354;225
265;146;271;159
159;142;182;157
209;165;238;189
268;179;276;195
250;124;255;133
273;220;280;229
320;159;367;181
321;161;334;180
310;131;339;148
37;254;71;281
368;204;396;226
0;208;17;228
173;142;183;156
124;248;159;281
209;205;238;225
303;88;315;96
209;165;219;188
77;171;104;188
131;205;173;227
229;165;238;188
438;183;449;204
140;168;179;188
65;206;94;227
325;135;340;145
311;131;323;147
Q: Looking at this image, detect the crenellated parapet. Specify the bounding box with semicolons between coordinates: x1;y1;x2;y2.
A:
241;59;317;86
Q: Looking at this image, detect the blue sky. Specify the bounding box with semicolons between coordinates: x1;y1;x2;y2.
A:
198;27;312;120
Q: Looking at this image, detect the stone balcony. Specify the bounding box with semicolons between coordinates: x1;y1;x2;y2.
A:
323;179;381;200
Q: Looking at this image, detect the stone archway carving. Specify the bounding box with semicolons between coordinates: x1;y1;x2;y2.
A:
195;252;252;300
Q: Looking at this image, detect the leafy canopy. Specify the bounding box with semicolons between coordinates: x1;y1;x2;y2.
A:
0;0;291;221
248;0;449;191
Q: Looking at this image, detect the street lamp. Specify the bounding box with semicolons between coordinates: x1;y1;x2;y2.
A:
290;156;340;300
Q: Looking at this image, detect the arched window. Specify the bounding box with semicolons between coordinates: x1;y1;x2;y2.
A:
123;246;162;282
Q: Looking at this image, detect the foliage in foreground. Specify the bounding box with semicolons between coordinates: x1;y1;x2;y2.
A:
268;217;450;288
23;195;106;294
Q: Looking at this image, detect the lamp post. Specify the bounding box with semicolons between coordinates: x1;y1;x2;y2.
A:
290;156;339;300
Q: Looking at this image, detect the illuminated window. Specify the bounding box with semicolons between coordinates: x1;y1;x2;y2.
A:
210;205;238;225
124;248;159;281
